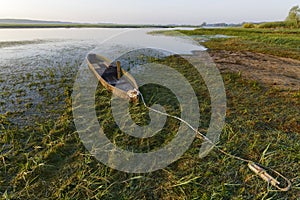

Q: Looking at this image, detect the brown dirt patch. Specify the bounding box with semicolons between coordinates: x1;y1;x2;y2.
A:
208;50;300;91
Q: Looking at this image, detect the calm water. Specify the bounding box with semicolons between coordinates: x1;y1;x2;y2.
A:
0;28;204;74
0;28;204;125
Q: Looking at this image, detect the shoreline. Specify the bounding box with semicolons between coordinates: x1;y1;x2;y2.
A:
0;24;196;29
1;27;299;199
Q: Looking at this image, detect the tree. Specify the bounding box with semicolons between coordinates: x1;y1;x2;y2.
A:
286;5;300;27
200;22;207;27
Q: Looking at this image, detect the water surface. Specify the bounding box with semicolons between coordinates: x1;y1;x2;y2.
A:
0;28;204;126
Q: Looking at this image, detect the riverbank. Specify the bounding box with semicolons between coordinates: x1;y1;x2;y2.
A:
152;28;300;90
1;28;299;199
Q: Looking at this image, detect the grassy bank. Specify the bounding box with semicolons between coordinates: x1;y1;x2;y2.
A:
1;50;299;199
152;28;300;60
258;21;300;29
1;28;300;199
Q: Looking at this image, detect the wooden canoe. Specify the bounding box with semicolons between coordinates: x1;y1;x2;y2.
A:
87;54;139;101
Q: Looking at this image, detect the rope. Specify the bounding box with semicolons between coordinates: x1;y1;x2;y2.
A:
137;90;292;192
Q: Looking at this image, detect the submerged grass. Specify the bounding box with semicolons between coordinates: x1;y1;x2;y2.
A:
0;40;48;48
0;61;79;126
0;50;299;199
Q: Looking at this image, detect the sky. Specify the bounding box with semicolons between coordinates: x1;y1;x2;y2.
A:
0;0;299;25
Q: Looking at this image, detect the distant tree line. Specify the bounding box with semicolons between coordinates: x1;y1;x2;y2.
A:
243;5;300;29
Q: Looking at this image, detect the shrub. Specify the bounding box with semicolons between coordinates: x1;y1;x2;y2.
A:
258;21;299;29
243;23;255;28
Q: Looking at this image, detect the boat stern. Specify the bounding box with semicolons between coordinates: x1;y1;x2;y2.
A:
127;89;139;102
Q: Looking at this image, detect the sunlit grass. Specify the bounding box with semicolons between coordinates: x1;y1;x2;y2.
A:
0;51;299;199
151;28;300;60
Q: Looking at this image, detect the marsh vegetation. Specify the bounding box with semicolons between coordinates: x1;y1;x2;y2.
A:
1;25;300;199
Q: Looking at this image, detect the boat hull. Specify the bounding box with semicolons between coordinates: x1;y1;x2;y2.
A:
87;54;139;102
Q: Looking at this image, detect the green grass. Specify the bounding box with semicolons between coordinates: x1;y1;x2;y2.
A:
151;28;300;60
258;21;300;29
1;53;299;199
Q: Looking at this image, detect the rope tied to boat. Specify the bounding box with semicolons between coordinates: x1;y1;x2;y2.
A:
136;90;292;192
